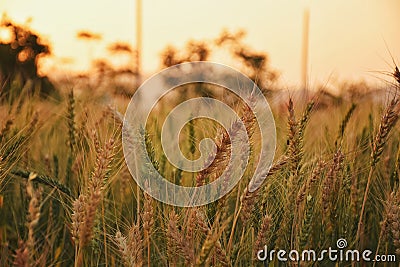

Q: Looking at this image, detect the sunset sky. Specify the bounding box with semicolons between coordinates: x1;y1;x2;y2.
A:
1;0;400;87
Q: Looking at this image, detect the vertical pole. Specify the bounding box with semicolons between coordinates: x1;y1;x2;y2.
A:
136;0;142;87
301;7;310;90
136;0;142;224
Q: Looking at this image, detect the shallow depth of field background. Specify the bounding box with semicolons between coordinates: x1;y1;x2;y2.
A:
0;1;400;266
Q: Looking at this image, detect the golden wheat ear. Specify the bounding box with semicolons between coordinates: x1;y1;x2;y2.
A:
17;173;42;267
357;94;400;245
196;214;231;266
371;97;399;167
166;210;194;265
142;192;154;266
253;213;272;259
114;222;143;267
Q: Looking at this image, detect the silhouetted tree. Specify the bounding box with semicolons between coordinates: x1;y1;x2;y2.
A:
107;42;138;95
76;30;102;42
161;45;183;68
76;30;102;68
160;30;278;94
0;15;56;99
161;41;210;68
75;41;138;96
108;42;133;54
160;41;213;97
215;29;278;92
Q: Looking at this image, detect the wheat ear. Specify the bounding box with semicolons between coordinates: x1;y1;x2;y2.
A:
115;222;143;267
356;97;399;245
167;210;193;265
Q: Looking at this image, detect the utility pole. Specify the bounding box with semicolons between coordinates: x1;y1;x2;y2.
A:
301;7;310;90
135;0;142;224
136;0;142;88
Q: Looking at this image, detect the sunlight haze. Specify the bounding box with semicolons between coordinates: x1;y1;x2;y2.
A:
1;0;400;87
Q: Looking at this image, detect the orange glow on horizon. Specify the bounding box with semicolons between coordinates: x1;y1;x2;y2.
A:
1;0;400;87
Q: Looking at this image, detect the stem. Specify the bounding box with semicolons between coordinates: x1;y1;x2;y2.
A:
137;185;140;225
356;166;374;246
227;206;241;254
75;246;82;267
147;233;151;267
227;180;243;253
102;203;108;266
373;231;384;267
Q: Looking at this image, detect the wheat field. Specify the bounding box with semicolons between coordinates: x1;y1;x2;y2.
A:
0;67;399;266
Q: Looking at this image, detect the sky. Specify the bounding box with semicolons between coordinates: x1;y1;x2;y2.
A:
1;0;400;88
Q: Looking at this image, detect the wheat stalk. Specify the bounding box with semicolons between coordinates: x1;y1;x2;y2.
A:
371;98;399;166
374;191;398;266
298;194;314;250
189;208;230;266
356;96;400;245
142;192;154;266
195;214;231;267
67;89;77;152
115;222;143;267
296;160;325;206
13;173;42;267
388;195;400;255
79;138;114;247
71;195;86;244
253;213;272;259
336;103;357;146
70;138;114;266
166;210;193;265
